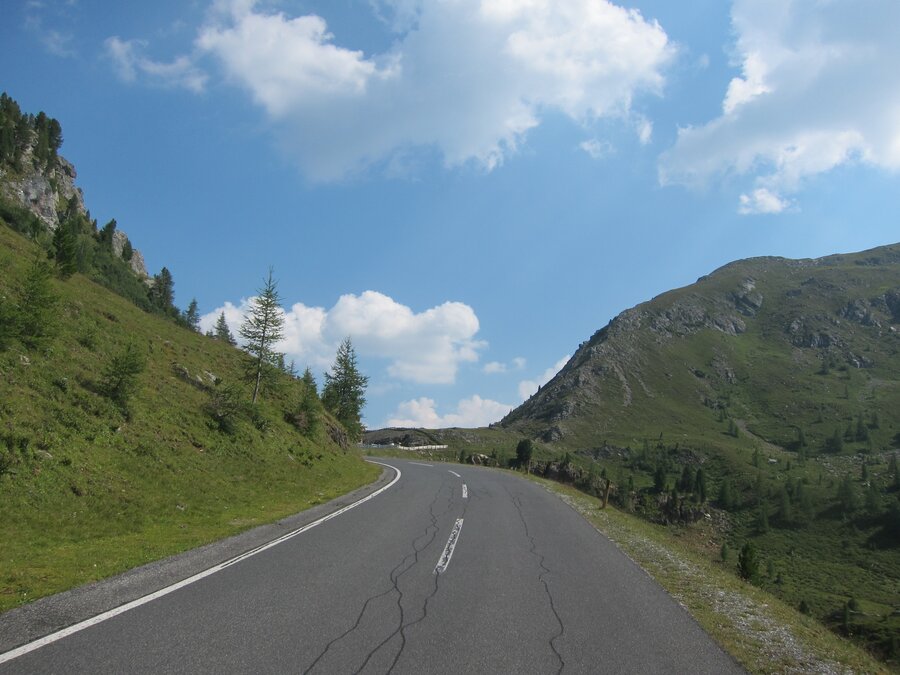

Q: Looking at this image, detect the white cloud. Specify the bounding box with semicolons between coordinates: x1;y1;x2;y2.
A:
659;0;900;211
24;0;77;57
386;395;513;428
635;116;653;145
105;37;208;92
738;188;791;215
483;356;526;374
199;290;484;385
191;0;672;180
518;354;569;400
580;138;614;160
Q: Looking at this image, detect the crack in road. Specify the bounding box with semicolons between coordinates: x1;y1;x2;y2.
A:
508;488;566;674
304;476;461;674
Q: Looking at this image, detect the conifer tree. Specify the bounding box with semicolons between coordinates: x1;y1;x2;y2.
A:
301;366;317;395
52;221;78;278
17;255;58;348
738;541;759;582
184;299;200;332
214;311;236;345
239;268;285;405
322;337;368;440
149;267;175;316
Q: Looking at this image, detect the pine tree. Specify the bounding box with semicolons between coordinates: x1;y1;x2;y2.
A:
52;221;78;278
290;374;321;437
301;366;317;395
777;485;792;524
149;267;175;316
738;541;759;582
239;268;285;405
837;474;858;516
322;337;368;440
718;479;734;510
17;255;58;348
694;468;707;503
184;299;200;332
214;312;236;345
515;439;534;471
855;413;868;442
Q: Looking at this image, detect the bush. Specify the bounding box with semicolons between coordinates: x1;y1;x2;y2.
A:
206;381;245;434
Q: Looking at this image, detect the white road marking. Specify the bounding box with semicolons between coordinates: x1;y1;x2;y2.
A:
408;462;433;467
0;461;402;665
448;470;461;478
462;484;468;499
434;518;464;575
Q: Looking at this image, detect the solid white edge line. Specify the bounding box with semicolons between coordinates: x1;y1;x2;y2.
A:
0;460;402;665
462;484;468;499
447;470;461;478
433;518;464;575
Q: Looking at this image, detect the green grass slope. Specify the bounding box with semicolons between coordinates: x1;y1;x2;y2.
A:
0;224;379;612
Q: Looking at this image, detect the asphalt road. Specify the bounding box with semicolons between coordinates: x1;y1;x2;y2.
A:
0;460;744;674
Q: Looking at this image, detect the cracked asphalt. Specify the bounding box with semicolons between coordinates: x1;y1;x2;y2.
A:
0;460;744;674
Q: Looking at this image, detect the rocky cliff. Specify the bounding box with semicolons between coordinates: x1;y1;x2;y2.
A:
0;127;148;279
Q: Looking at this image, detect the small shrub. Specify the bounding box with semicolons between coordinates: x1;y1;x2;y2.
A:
99;341;146;409
206;382;245;434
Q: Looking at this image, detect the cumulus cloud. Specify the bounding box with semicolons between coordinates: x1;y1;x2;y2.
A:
518;354;569;400
386;395;514;428
199;290;484;385
738;188;791;215
659;0;900;212
189;0;672;180
105;37;208;92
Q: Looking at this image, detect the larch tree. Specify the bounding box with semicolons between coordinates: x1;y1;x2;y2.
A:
239;268;285;404
322;338;368;440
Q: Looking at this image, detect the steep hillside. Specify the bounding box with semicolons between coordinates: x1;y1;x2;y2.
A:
0;223;378;613
503;244;900;453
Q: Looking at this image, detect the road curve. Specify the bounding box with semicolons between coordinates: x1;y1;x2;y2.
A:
0;460;743;674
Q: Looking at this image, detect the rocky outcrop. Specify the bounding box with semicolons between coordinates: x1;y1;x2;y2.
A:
1;141;148;279
0;148;83;230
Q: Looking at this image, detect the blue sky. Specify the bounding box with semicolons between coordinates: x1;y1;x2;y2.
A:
3;0;899;428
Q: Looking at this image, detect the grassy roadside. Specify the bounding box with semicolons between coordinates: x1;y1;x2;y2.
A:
0;223;380;612
525;474;889;674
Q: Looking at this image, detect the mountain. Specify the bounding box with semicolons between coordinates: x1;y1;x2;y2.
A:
502;244;900;455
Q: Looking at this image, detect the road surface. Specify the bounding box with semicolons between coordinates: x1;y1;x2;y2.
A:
0;460;743;673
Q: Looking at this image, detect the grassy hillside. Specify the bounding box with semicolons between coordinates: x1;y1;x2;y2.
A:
0;223;379;612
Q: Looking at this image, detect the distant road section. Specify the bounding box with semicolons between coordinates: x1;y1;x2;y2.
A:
0;461;743;674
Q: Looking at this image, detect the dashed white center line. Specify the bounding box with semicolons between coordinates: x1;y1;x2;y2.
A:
409;462;433;467
448;470;461;478
462;484;468;499
434;518;464;575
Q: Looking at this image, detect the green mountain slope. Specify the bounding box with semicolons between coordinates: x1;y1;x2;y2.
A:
502;244;900;450
0;223;378;612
